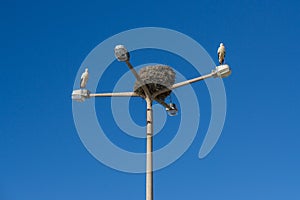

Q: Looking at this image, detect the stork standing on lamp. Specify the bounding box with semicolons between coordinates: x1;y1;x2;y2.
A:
80;68;89;88
217;43;226;65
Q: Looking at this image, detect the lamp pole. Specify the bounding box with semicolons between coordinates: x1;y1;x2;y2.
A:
145;96;153;200
72;45;231;200
125;57;154;200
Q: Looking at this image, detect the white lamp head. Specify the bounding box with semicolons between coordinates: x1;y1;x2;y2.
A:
166;103;178;116
72;89;90;102
213;64;232;78
114;45;130;62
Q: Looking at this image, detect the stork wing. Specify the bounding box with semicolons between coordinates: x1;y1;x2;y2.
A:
80;78;84;88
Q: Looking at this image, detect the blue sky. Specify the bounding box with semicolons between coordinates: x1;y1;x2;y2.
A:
1;0;300;199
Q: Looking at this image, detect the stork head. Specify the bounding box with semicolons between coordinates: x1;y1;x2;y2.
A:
220;43;224;47
85;68;88;72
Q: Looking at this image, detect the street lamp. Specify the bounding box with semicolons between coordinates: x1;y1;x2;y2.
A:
72;44;231;200
213;64;232;78
114;44;130;62
166;103;178;116
71;89;90;102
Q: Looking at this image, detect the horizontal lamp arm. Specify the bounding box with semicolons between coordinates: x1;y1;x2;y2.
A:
152;72;214;99
90;92;139;97
172;72;214;89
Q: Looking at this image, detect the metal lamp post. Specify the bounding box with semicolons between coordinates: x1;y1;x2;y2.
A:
72;44;231;200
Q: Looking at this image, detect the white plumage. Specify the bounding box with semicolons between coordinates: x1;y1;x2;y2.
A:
217;43;226;65
80;68;89;88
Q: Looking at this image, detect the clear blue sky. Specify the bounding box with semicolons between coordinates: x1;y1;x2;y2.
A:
1;0;300;199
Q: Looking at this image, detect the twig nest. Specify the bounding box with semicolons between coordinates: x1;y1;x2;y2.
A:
134;65;176;100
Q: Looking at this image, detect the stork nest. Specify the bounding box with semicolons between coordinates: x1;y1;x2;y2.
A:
134;65;176;100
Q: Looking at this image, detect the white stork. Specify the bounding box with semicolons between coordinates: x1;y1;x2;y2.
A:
217;43;226;65
80;68;89;88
